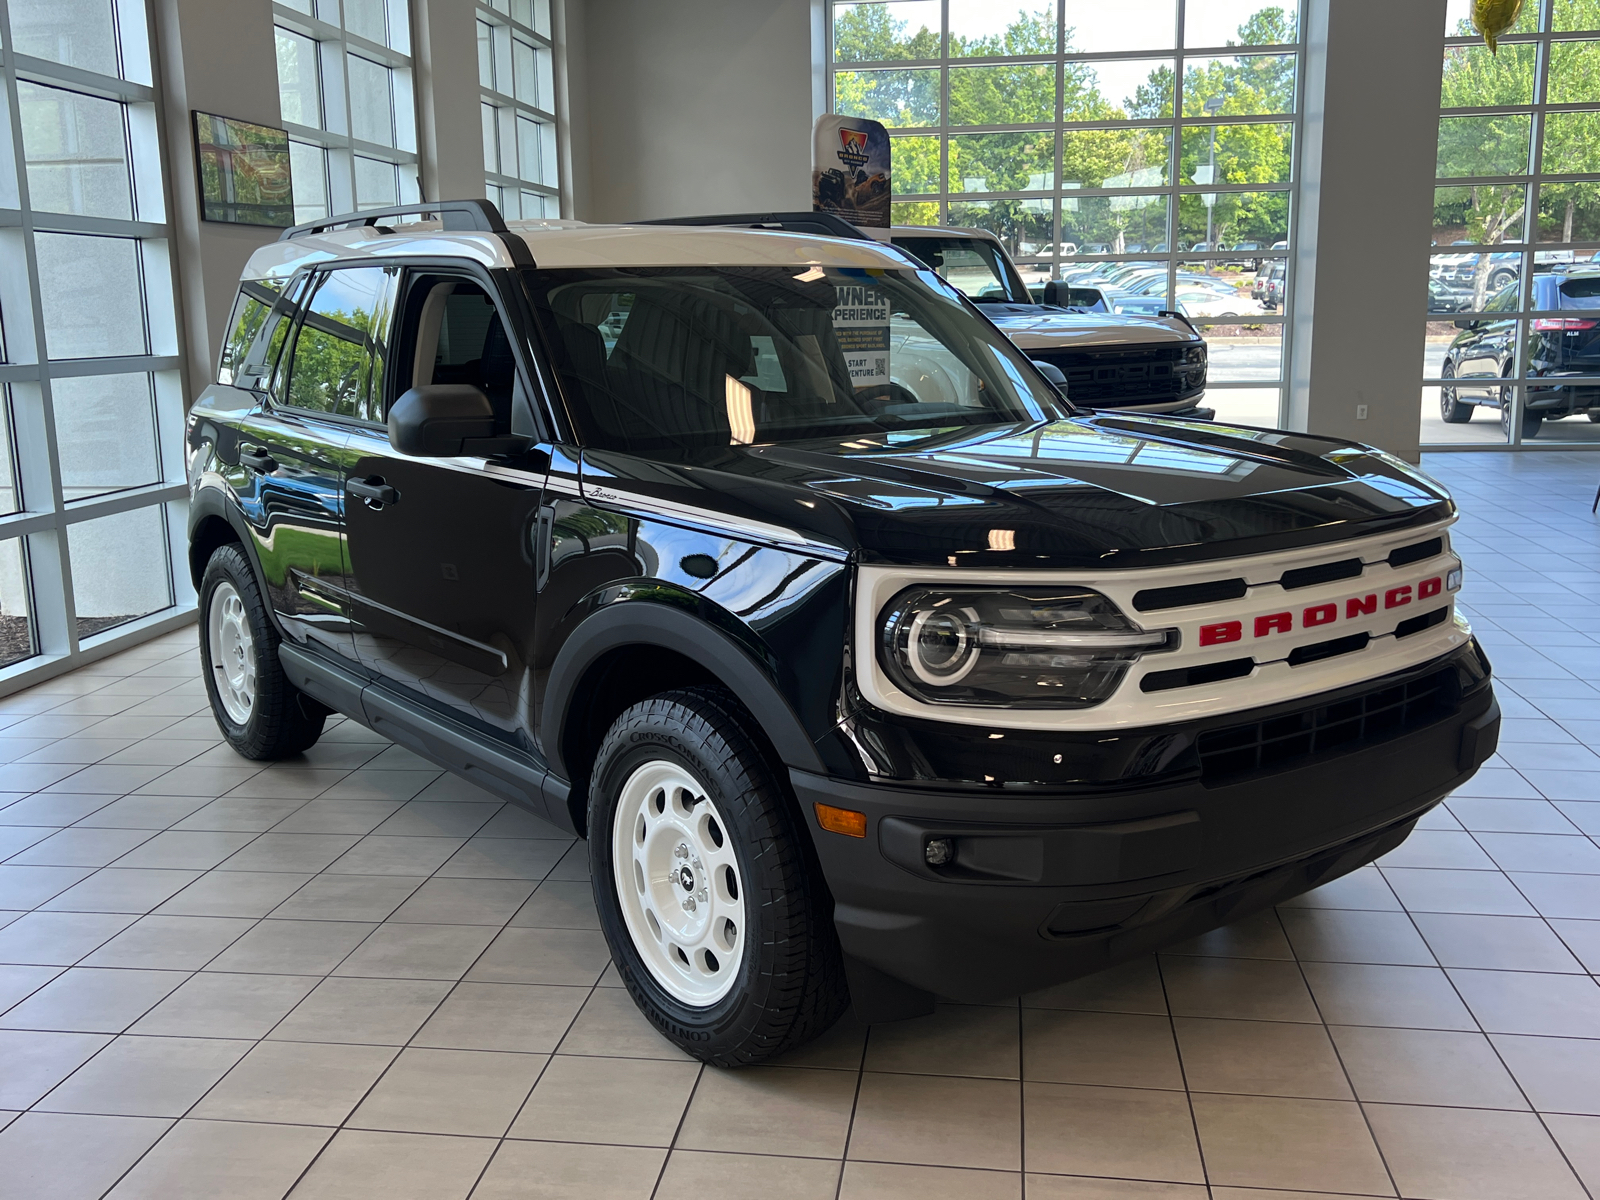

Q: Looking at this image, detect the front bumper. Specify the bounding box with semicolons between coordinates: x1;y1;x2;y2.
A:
798;644;1498;1004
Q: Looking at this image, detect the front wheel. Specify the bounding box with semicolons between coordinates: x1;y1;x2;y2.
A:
1439;361;1474;423
199;544;326;759
588;687;848;1066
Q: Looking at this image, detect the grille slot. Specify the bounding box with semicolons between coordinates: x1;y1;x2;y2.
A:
1395;606;1450;639
1141;657;1255;693
1196;667;1455;784
1389;537;1443;568
1286;631;1370;667
1132;578;1248;612
1279;558;1363;590
1029;344;1207;406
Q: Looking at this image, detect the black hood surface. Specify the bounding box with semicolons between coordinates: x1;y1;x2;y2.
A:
579;414;1454;571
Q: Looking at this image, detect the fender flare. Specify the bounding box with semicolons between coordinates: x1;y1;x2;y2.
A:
541;597;826;781
187;482;279;629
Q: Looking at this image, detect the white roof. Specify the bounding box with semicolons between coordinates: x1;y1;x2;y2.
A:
240;218;908;281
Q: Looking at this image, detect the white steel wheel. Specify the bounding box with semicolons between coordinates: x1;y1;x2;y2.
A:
207;580;256;725
612;758;747;1006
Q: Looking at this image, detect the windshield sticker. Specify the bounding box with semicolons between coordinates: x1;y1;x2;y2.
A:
833;283;890;388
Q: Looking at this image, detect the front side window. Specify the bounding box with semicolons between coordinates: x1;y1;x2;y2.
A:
281;267;397;420
398;275;519;424
527;265;1065;455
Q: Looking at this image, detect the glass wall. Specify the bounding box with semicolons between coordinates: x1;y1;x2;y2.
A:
0;0;187;681
274;0;420;219
478;0;561;217
828;0;1304;426
1424;0;1600;447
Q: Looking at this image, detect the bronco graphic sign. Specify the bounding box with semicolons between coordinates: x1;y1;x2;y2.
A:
813;114;890;233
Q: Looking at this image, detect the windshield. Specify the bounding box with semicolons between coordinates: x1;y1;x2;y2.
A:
889;236;1029;303
524;265;1065;455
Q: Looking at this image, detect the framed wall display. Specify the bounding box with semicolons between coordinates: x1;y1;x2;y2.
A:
193;112;294;227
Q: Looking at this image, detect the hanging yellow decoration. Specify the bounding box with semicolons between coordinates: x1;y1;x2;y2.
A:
1472;0;1525;53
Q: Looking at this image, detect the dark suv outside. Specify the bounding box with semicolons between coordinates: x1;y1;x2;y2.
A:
1439;270;1600;439
187;200;1500;1066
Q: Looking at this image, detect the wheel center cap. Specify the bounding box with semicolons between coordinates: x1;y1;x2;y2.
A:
677;865;695;891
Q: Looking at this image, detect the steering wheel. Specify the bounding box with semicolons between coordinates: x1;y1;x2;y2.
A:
856;382;921;412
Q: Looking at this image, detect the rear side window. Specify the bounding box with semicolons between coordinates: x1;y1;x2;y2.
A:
1559;276;1600;304
280;266;398;421
218;279;290;389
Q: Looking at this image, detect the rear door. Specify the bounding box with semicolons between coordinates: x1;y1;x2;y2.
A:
229;265;398;665
341;267;549;750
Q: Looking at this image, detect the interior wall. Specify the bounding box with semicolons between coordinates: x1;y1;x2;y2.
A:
575;0;817;223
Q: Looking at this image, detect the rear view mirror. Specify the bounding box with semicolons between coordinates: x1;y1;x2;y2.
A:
389;385;526;457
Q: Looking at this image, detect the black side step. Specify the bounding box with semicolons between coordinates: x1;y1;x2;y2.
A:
277;643;575;833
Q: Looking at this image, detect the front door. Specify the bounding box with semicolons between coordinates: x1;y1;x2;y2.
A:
342;269;548;751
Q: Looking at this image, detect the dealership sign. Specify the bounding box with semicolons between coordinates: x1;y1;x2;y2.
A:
813;114;890;233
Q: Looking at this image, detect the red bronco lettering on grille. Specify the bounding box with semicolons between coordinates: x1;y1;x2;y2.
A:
1207;575;1448;641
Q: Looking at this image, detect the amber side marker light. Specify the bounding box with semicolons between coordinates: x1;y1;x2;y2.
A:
814;802;867;838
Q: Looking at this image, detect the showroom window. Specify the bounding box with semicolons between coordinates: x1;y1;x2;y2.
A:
274;0;420;220
0;0;188;680
829;0;1304;426
1424;0;1600;448
477;0;561;217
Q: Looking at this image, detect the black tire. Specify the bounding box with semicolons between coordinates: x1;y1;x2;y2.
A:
588;686;848;1066
1521;408;1543;439
199;543;326;759
1439;362;1474;423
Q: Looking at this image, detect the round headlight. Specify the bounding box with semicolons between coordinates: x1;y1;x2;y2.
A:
905;606;980;685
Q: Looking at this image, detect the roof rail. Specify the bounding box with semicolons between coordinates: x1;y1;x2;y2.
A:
638;211;873;241
277;198;508;242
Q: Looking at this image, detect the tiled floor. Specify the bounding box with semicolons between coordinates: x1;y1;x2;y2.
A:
0;451;1598;1199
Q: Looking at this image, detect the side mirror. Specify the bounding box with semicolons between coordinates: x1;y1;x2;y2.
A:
1452;318;1478;330
1041;280;1064;306
389;385;525;457
1030;359;1070;401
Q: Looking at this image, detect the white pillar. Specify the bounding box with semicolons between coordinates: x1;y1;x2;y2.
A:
411;0;487;205
1287;0;1447;462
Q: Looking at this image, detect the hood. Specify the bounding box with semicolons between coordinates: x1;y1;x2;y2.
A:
975;304;1199;349
579;415;1454;571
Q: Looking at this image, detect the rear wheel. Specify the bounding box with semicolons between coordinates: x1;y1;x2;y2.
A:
199;544;326;759
1439;361;1474;423
588;686;848;1066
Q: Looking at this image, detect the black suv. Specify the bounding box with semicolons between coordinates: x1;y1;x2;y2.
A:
188;200;1499;1065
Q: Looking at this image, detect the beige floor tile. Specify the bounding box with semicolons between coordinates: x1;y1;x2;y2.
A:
509;1053;699;1145
37;1033;250;1117
75;796;209;829
0;1029;112;1108
465;926;613;985
190;1039;397;1125
1021;1009;1182;1090
267;874;424;921
104;1118;331;1200
0;964;59;1010
1022;1082;1202;1183
839;1160;1020;1199
1208;1192;1388;1200
769;1010;869;1070
111;830;259;870
1278;907;1436;966
1366;1102;1587;1200
0;1112;173;1200
218;833;363;874
287;1129;495;1200
372;800;500;838
39;867;202;914
864;1002;1019;1079
1163;910;1294;960
172;798;309;833
676;1063;858;1159
554;985;691;1060
1377;828;1497;870
324;834;464;876
1490;1033;1600;1114
1021;956;1167;1015
654;1150;840;1200
332;922;498;980
847;1071;1019;1170
348;1046;545;1136
436;836;571;881
1414;912;1587;972
1545;1113;1600;1197
1025;1177;1207;1199
1160;955;1320;1022
224;769;345;800
7;827;155;868
1328;1025;1528;1109
267;976;452;1045
269;800;404;836
1448;968;1600;1036
128;971;320;1038
154;871;314;918
1299;962;1477;1029
80;914;254;970
0;910;138;966
509;879;601;928
203;918;375;975
1551;918;1600;972
1190;1094;1393;1195
388;877;534;925
413;981;588;1053
0;966;187;1033
319;771;436;803
472;1139;664;1200
1174;1016;1352;1099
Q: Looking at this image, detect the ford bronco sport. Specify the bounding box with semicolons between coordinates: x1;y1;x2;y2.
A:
188;200;1499;1066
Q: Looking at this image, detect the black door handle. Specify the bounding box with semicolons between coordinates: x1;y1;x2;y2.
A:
347;476;400;507
239;448;278;473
